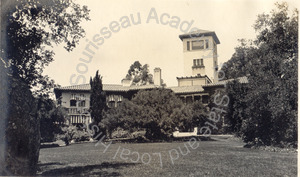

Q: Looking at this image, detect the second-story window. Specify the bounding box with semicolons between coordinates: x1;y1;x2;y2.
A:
79;94;85;100
71;94;76;100
70;100;77;107
187;41;190;51
78;100;86;107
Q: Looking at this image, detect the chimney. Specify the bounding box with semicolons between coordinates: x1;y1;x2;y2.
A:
154;67;162;86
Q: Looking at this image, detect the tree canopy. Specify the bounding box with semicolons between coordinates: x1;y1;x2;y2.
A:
1;0;90;175
102;89;207;140
5;0;90;89
125;61;154;86
223;2;298;147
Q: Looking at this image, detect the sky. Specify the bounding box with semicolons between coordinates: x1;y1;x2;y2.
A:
43;0;299;87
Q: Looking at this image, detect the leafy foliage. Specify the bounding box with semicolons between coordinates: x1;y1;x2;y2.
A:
102;89;207;140
39;98;67;142
224;81;248;136
223;2;298;147
2;0;90;175
125;61;154;85
131;89;185;140
5;0;90;88
57;125;90;145
208;89;231;134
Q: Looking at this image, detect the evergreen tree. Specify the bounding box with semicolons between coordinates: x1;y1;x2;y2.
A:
90;71;106;131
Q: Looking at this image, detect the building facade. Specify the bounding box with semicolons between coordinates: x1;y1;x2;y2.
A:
55;30;248;126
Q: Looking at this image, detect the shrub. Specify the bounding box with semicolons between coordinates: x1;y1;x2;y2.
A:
56;125;91;145
102;89;207;141
73;130;90;142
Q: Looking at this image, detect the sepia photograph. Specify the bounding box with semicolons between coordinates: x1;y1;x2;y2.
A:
0;0;298;176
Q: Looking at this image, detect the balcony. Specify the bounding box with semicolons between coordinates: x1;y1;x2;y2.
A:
192;65;205;69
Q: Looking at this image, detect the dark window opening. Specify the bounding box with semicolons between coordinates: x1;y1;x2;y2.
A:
194;96;201;101
193;59;204;67
108;101;115;108
187;41;190;51
202;95;209;104
78;100;86;107
117;101;122;107
70;100;77;107
205;39;209;49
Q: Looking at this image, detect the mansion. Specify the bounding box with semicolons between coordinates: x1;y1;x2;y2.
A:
54;30;248;125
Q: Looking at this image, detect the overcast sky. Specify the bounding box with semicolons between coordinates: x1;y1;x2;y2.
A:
43;0;298;87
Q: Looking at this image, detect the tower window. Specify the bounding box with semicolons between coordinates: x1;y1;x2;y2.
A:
214;61;218;71
192;40;204;50
193;59;204;67
187;41;190;51
213;42;217;54
205;39;209;49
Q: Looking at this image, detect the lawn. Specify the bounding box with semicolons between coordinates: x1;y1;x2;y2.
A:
38;136;297;176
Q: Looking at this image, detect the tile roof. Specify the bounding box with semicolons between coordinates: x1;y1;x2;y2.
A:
179;29;220;44
57;84;91;91
55;76;248;93
55;83;206;94
176;75;207;79
202;76;249;87
169;85;204;94
55;84;161;92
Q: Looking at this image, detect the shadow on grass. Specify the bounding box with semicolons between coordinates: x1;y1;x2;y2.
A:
39;162;137;176
40;144;60;149
38;162;65;167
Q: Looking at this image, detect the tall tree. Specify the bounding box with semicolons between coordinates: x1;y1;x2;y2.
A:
1;0;90;175
125;61;154;85
223;2;298;146
90;71;106;130
221;39;256;80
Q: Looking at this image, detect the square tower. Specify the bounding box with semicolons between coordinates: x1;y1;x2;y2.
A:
179;30;220;83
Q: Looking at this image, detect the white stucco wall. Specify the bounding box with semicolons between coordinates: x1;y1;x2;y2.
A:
182;36;218;83
61;92;91;109
178;77;207;86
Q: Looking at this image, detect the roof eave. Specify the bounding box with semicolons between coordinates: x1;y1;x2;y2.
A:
179;32;220;44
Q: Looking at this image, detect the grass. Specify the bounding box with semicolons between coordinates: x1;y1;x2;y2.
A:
38;136;297;176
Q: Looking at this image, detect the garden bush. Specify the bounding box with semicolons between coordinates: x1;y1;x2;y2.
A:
57;125;91;145
102;89;207;141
